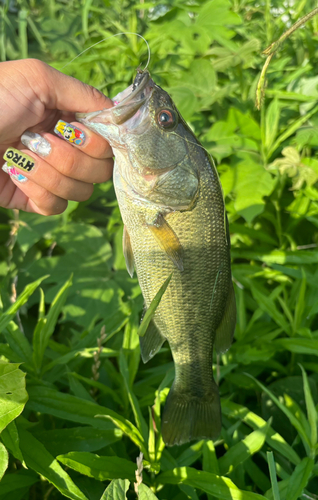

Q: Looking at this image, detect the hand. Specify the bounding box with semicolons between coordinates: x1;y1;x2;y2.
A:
0;59;113;215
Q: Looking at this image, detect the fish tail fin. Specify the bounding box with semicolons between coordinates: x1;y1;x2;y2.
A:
161;379;221;446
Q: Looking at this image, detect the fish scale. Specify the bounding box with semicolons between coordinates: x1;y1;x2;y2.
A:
77;70;236;446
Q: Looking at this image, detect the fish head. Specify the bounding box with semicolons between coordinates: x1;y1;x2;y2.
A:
76;70;190;175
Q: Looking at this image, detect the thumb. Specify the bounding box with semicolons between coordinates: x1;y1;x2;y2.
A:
38;60;113;113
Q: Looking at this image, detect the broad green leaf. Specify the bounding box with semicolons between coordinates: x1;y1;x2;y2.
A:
233;158;275;222
0;276;48;332
137;273;172;338
0;470;38;495
284;457;314;500
1;421;24;463
222;400;300;465
0;443;8;481
299;365;317;454
138;483;159;500
33;427;122;457
267;452;280;500
0;361;28;433
18;428;88;500
219;422;269;475
273;338;318;356
156;467;265;500
33;274;72;370
57;452;136;482
100;479;130;500
265;98;280;153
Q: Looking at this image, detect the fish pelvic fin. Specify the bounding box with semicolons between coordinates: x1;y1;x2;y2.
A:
161;378;221;446
140;319;166;363
123;225;135;278
147;214;184;271
214;281;236;354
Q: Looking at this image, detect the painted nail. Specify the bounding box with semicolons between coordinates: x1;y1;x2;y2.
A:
3;147;35;172
54;120;85;146
2;162;27;183
21;131;51;157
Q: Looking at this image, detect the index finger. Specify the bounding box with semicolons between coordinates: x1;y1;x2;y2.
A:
54;120;113;159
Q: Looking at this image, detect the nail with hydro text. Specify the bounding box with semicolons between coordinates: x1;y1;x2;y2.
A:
2;162;27;183
21;131;51;157
54;120;85;146
3;147;35;172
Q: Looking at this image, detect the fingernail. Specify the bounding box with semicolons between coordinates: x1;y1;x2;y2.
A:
3;147;35;172
54;120;85;146
2;162;27;183
21;131;51;157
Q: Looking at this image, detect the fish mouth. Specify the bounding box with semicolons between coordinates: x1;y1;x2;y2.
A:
76;70;154;126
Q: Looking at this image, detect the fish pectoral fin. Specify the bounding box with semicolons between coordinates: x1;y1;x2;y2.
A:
147;214;184;271
123;226;135;278
214;282;236;354
140;318;166;363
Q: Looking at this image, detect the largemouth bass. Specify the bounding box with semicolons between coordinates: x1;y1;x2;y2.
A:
77;70;236;446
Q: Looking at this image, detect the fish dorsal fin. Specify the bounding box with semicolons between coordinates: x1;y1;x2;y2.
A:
123;226;135;278
140;317;166;363
214;282;236;354
147;214;184;271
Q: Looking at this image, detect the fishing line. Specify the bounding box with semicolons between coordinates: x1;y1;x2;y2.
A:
62;32;151;72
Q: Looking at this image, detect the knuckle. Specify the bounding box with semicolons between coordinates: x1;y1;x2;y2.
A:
72;184;94;202
85;84;107;104
35;190;67;215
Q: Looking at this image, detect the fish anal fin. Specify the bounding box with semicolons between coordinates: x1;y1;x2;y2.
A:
214;282;236;354
123;226;134;278
140;318;166;363
147;214;184;271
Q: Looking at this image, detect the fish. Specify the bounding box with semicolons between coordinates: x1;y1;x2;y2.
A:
76;70;236;446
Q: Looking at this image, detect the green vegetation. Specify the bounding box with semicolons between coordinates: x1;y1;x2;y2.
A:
1;0;318;498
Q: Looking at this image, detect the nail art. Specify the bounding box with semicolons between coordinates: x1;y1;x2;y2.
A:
21;131;51;157
54;120;85;146
3;148;35;172
2;162;27;183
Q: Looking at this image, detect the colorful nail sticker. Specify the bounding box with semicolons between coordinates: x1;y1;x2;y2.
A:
3;148;35;172
21;131;51;157
54;120;85;146
2;162;27;183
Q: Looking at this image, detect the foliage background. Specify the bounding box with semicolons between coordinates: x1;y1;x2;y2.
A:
1;0;318;499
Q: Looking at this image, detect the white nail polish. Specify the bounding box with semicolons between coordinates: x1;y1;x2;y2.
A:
21;131;51;157
2;162;28;182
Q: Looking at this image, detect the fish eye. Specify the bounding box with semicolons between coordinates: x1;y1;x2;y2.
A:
157;109;177;129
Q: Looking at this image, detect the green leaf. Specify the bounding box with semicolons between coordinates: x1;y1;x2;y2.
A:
250;286;291;334
100;479;130;500
32;427;122;457
0;443;8;481
299;364;317;454
57;452;136;482
246;375;311;455
267;452;280;500
2;321;32;365
156;467;265;500
0;361;28;433
222;400;300;465
1;421;24;463
0;470;38;496
284;457;314;500
265;98;280;153
219;422;269;475
119;349;148;443
18;428;88;500
33;274;72;371
0;276;48;333
138;483;159;500
138;273;172;338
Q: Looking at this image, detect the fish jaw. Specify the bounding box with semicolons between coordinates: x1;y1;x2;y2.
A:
76;70;155;146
